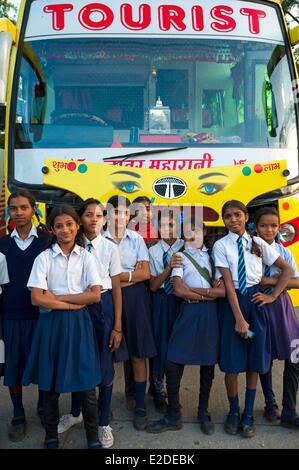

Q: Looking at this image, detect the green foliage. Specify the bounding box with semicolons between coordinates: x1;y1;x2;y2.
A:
0;1;17;20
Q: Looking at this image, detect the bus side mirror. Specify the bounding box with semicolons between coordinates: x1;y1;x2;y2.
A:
290;25;299;47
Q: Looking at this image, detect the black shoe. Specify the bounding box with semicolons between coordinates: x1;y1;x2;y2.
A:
146;416;182;434
153;395;168;414
264;405;279;423
280;414;299;429
133;409;148;431
239;416;256;438
224;412;240;435
44;439;59;449
198;414;215;435
88;441;102;450
8;416;26;442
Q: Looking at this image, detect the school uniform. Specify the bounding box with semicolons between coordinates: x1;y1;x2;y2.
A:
22;243;101;393
84;234;128;387
0;253;9;378
103;228;156;359
213;231;279;375
261;242;299;361
168;246;219;366
155;245;219;423
0;226;46;386
149;239;183;387
259;242;299;419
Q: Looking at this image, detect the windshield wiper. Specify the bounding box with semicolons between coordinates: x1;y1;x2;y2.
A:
103;146;188;164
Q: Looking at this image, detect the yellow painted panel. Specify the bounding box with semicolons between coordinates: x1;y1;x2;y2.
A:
44;159;287;226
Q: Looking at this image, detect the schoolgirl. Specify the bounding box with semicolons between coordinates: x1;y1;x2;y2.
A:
147;214;225;435
22;205;102;449
124;195;158;411
58;198;128;448
254;206;299;428
104;195;157;430
131;196;158;246
0;190;48;442
0;255;10;377
213;200;292;438
148;208;184;412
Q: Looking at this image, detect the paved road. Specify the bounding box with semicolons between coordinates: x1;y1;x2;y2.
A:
1;311;299;449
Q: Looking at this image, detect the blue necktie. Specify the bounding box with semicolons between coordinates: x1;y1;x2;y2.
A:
263;264;273;294
163;250;173;295
237;236;247;295
86;242;93;252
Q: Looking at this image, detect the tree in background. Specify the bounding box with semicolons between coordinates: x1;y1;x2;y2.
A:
0;1;17;20
282;0;298;65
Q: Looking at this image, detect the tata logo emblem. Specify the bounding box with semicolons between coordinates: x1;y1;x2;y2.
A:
153;176;187;199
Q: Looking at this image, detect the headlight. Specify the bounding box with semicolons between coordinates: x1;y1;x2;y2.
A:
280;224;296;243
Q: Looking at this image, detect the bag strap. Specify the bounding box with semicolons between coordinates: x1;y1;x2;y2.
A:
183;251;212;287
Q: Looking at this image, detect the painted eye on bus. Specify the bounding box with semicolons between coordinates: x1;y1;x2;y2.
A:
113;180;141;194
197;172;228;196
198;182;226;195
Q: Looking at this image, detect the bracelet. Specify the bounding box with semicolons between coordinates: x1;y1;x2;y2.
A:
207;289;210;296
113;328;122;334
128;271;132;282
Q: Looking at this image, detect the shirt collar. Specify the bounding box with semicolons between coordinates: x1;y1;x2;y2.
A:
83;233;103;249
160;239;182;252
11;224;38;240
51;243;81;258
228;230;250;243
104;227;131;241
184;245;208;255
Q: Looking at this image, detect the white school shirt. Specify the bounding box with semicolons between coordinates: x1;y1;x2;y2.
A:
103;228;149;272
263;241;299;278
27;243;102;295
83;234;122;291
212;231;279;289
171;246;212;289
0;253;9;294
149;239;184;288
11;224;38;251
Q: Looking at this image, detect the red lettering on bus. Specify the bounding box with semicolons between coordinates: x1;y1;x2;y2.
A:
78;3;114;30
120;4;151;31
210;5;236;33
158;5;186;32
240;8;266;35
191;6;204;32
43;4;73;31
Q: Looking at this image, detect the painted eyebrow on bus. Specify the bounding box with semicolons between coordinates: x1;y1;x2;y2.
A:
198;173;228;180
111;171;142;179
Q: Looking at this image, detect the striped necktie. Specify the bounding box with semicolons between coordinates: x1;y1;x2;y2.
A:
86;242;93;252
263;264;273;295
237;235;247;295
163;250;173;295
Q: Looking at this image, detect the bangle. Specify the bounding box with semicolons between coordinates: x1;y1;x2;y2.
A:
128;272;132;282
201;295;204;301
207;289;210;296
113;328;122;334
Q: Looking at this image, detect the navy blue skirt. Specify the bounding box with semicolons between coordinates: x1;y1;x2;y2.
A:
219;285;271;374
167;300;219;366
88;292;129;386
151;289;182;376
22;309;101;393
265;291;299;361
122;282;157;359
1;318;37;386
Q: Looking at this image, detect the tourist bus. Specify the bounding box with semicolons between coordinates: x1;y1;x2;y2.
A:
0;0;299;303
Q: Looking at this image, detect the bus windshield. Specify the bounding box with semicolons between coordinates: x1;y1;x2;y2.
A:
14;37;297;151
